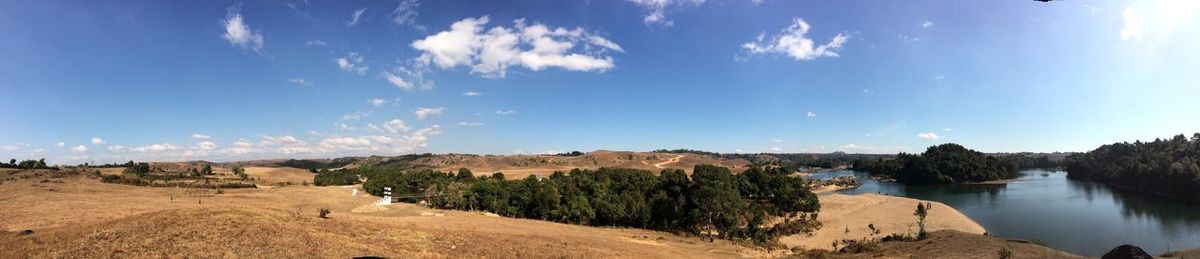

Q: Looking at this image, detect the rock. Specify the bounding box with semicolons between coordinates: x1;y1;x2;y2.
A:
1101;245;1153;259
17;229;33;236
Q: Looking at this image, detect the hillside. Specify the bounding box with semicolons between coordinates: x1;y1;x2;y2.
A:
0;168;1080;258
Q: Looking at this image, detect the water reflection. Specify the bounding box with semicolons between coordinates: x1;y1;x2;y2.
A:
809;169;1200;256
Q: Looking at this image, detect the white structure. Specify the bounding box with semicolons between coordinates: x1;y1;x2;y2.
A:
376;187;392;205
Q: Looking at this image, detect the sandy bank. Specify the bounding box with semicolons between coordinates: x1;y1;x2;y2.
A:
781;193;986;251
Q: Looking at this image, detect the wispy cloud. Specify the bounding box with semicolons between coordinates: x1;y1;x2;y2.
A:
288;78;312;86
336;52;369;75
458;121;485;127
91;137;106;145
191;134;212;140
922;20;934;28
462;91;482;96
806;111;816;117
345;8;367;27
391;0;426;30
368;98;386;107
495;110;517;115
414;107;444;119
917;132;941;140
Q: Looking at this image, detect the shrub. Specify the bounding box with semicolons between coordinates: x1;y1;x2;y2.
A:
319;208;330;219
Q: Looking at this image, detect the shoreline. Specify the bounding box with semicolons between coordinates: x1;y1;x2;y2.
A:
781;193;987;251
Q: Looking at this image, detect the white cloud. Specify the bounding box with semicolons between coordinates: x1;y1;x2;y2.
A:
196;141;218;150
341;110;371;120
383;119;410;133
1;145;17;151
768;147;783;152
1120;7;1144;41
772;139;782;143
462;91;482;96
191;134;212;140
221;6;265;52
91;137;106;145
917;132;941;140
806;111;816;117
288;78;312;86
56;142;65;147
458;121;485;126
368;98;386;107
391;0;426;30
336;52;369;75
628;0;706;27
261;135;301;146
411;16;622;78
943;128;953;132
129;143;180;153
71;145;88;153
305;40;327;47
414;107;444;119
335;122;356;131
898;34;920;43
346;8;367;27
495;109;516;115
741;17;849;61
922;20;934;28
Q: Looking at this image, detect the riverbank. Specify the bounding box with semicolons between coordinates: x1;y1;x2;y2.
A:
780;193;986;250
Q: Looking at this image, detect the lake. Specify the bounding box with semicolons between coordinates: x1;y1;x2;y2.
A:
809;169;1200;256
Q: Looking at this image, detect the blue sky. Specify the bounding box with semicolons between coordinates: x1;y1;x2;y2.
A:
2;0;1199;164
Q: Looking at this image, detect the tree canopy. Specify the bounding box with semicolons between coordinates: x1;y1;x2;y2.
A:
854;143;1019;184
1065;133;1200;202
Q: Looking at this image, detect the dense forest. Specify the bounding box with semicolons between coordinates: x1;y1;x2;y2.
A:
314;165;821;244
853;144;1020;184
1065;133;1200;202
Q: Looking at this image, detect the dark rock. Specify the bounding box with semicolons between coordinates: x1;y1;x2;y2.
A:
1101;245;1153;259
17;229;33;236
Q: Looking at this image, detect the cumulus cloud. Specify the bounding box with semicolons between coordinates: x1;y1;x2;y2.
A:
1121;7;1143;41
410;16;622;78
457;121;485;126
806;111;816;117
191;134;212;140
741;17;849;61
391;0;426;30
462;91;482;96
917;132;941;140
414;107;444;119
56;142;65;147
922;20;934;28
346;8;367;27
71;145;88;153
628;0;706;27
222;6;265;52
259;135;303;146
383;119;410;133
495;109;516;115
91;137;106;145
1;145;18;151
336;52;369;75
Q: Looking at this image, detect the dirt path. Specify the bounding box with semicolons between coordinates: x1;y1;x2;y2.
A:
654;155;685;169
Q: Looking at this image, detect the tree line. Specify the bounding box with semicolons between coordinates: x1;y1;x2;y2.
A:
853;143;1020;184
0;158;54;169
315;165;822;244
1065;133;1200;202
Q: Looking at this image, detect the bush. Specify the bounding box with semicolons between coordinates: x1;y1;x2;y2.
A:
319;208;330;219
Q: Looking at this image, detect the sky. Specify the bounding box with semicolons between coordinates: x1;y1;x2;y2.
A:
2;0;1199;164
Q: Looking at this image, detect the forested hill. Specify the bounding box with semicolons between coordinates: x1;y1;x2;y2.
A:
854;143;1020;184
1066;133;1200;202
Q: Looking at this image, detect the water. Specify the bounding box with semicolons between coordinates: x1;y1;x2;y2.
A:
808;169;1200;256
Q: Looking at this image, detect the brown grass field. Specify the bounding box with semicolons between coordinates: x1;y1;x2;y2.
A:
0;169;1082;258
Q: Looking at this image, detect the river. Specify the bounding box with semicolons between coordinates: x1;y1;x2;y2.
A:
809;169;1200;256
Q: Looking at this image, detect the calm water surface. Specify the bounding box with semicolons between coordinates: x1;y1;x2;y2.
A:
809;169;1200;256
